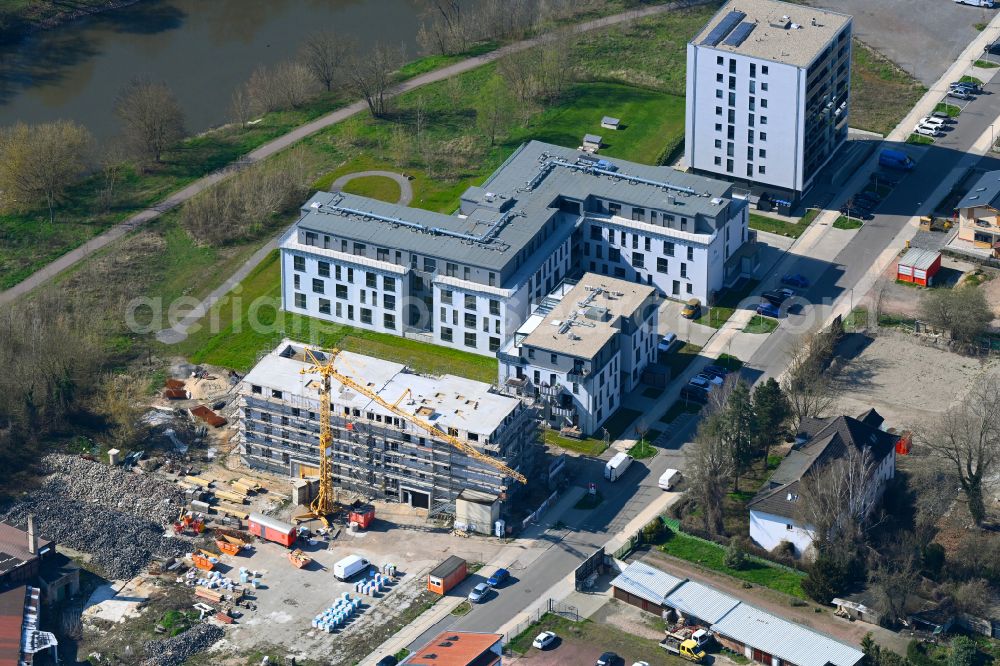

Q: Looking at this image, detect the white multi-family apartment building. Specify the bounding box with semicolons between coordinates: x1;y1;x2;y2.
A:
685;0;852;200
281;141;751;357
497;274;658;436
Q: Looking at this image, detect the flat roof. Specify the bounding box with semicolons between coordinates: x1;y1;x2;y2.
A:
711;603;864;666
665;580;741;624
294;141;736;273
404;630;502;666
0;586;24;666
520;274;655;359
611;561;685;605
242;340;521;438
693;0;852;68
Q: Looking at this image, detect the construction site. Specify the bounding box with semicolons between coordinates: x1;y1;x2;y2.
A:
0;339;554;666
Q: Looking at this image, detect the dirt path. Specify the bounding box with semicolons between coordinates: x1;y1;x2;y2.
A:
0;0;711;308
637;549;910;654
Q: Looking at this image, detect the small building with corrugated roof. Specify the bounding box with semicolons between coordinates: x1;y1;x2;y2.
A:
610;560;685;614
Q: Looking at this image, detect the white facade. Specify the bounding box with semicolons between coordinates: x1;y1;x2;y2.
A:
685;0;852;197
748;509;816;557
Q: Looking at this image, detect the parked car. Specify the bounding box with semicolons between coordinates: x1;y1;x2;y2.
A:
702;364;730;378
756;302;782;318
375;657;399;666
761;289;789;305
950;80;981;92
920;115;947;128
657;332;677;353
776;287;796;299
696;372;724;386
680;386;709;404
487;568;509;587
597;652;621;666
913;124;941;137
781;273;809;288
681;298;701;319
948;89;973;100
532;631;558;650
688;376;714;391
468;583;490;603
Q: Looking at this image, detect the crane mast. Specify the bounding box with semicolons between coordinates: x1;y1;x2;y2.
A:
294;349;339;526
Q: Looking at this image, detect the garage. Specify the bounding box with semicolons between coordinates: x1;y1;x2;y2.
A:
610;561;684;615
896;248;941;286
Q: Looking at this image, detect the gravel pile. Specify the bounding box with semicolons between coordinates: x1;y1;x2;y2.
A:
140;623;224;666
0;454;191;579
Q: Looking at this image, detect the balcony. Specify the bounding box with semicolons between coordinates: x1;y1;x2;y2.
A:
497;351;524;366
552;405;576;419
538;383;563;397
567;370;589;383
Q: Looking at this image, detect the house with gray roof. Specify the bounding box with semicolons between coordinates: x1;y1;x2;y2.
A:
280;140;751;358
749;409;899;557
954;169;1000;258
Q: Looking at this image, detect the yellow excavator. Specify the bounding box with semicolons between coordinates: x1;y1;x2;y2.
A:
295;347;526;526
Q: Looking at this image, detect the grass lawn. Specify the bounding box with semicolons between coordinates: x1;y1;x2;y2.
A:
934;102;962;117
748;213;811;239
714;353;743;371
659;400;702;425
166;251;498;382
543;429;607;457
974;59;999;69
602;407;644;440
340;175;402;203
960;75;985;86
659;531;806;598
833;215;864;230
696;278;760;328
508;82;684;165
660;342;703;378
628;439;657;459
851;40;927;136
574;491;605;510
907;133;934;145
743;314;778;334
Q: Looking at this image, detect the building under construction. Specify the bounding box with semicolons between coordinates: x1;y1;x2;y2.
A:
237;340;537;516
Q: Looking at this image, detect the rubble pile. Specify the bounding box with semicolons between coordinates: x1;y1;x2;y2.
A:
140;623;224;666
0;455;190;579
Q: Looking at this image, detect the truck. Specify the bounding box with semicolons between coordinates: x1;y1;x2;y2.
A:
878;149;914;171
660;637;706;663
604;452;633;482
333;554;371;581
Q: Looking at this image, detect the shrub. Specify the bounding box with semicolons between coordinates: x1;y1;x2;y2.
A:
802;554;850;603
948;637;976;666
922;543;945;578
724;538;748;570
642;517;671;545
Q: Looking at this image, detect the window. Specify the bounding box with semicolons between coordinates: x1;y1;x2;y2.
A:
715;123;722;132
748;113;755;127
489;299;500;315
728;75;736;90
319;298;331;315
361;308;372;324
464;267;471;280
353;242;366;255
347;267;354;282
383;276;395;292
609;247;620;262
441;289;452;304
759;165;766;174
728;92;736;106
686;283;693;294
384;313;395;329
747;164;753;177
716;72;724;82
663;241;675;256
632;207;645;221
729;59;736;73
336;284;347;299
608;202;621;215
441;327;453;342
750;62;756;77
347;305;354;320
747;147;754;160
446;262;457;277
384;294;395;310
293;256;305;272
761;65;768;75
786;524;793;531
748;129;754;144
318;261;330;277
687;247;694;261
464;332;477;348
590;225;603;240
761;82;768;91
657;257;669;273
716;89;723;99
293;274;300;290
714;139;722;149
294;293;306;308
645;237;651;251
727;142;734;157
680;263;688;278
759;149;767;158
728;109;735;124
489;272;496;287
550;353;557;363
464;313;476;328
760;132;767;141
464;294;476;310
631;234;638;249
761;116;768;125
366;272;376;288
761;98;768;108
714;156;722;166
717;55;724;65
715;106;722;116
748;97;755;111
632;252;644;269
727;125;735;140
439;307;446;323
489;337;500;352
312;278;324;294
377;247;389;262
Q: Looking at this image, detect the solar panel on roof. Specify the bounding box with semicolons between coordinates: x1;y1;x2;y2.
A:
703;10;746;46
723;22;756;47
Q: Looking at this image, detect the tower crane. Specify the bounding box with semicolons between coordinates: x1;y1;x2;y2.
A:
301;347;527;509
293;348;340;526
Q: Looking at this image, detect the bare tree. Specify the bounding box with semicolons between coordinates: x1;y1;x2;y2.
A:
300;31;353;92
685;412;734;535
95;372;149;450
416;0;471;55
869;273;892;329
114;78;185;164
347;42;402;118
927;374;1000;525
781;332;837;426
919;285;992;343
0;121;93;222
98;139;128;212
867;540;917;628
474;75;515;146
229;87;252;128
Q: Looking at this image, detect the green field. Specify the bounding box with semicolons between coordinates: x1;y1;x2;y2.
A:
660;531;806;598
748;213;812;239
341;175;402;203
851;40;927;136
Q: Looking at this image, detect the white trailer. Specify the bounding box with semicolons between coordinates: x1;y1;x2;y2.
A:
604;452;633;482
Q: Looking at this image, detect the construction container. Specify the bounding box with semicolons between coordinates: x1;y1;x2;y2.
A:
897;248;941;286
348;504;376;530
427;555;467;595
248;513;296;547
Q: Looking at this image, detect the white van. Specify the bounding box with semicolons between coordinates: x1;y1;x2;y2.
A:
333;554;370;581
658;468;682;491
604;452;633;482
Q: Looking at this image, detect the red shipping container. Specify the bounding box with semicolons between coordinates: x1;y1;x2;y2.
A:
348;504;375;530
248;513;296;548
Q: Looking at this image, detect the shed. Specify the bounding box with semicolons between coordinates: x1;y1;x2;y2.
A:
601;116;621;130
664;580;740;625
582;134;603;153
455;490;500;535
710;603;864;666
610;561;685;614
247;513;296;548
896;248;941;286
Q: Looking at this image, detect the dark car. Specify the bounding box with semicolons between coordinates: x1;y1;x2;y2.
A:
781;273;809;288
761;290;788;306
680;385;709;404
375;657;398;666
756;302;782;318
855;192;881;205
702;364;730;378
870;172;900;187
597;652;621;666
487;568;509;587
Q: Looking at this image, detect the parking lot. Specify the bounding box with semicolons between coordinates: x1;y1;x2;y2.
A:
806;0;997;86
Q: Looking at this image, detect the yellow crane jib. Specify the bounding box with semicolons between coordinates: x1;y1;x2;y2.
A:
307;346;527;486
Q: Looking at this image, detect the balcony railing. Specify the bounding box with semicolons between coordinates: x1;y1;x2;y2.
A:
552;405;576;419
538;383;563;397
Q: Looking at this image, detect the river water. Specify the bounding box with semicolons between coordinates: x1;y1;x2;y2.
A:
0;0;424;141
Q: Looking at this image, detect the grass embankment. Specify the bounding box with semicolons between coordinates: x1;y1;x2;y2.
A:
748;211;814;239
659;530;807;599
695;278;760;328
906;133;934;145
170;251;499;382
934;102;961;117
743;315;778;334
340;175;402;203
542;406;644;456
833;216;864;230
974;59;999;69
851;40;927;136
